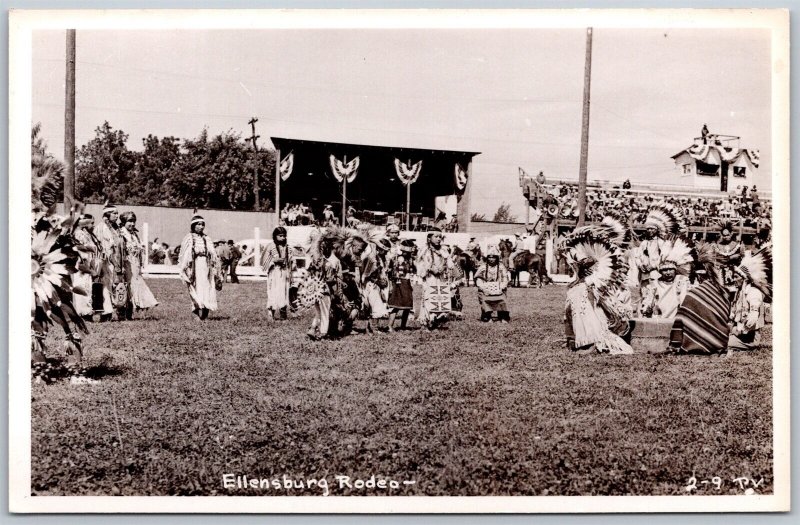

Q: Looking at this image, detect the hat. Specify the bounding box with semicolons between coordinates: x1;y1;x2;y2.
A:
102;204;118;215
486;246;500;258
375;238;392;252
190;214;205;227
386;224;401;233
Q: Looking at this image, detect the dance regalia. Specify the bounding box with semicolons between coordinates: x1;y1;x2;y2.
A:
263;242;293;313
728;283;764;351
72;226;103;316
669;279;731;355
121;227;159;311
416;245;453;327
565;282;633;354
178;232;219;312
387;255;415;311
361;251;390;319
93;219;127;315
475;261;510;316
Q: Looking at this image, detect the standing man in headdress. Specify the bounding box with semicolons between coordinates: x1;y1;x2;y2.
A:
385;223;403;258
416;228;453;330
714;222;745;299
92;204;127;321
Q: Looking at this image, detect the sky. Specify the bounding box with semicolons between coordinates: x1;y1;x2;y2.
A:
31;27;772;217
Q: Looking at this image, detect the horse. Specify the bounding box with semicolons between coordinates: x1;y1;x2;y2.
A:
498;238;548;288
451;245;480;286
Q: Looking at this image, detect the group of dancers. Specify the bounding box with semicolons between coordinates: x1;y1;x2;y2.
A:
560;203;772;356
31;197;772;382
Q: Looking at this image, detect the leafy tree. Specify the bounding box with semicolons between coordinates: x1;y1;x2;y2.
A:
164;129;275;210
75;121;137;204
492;202;517;223
470;212;487;221
129;134;181;206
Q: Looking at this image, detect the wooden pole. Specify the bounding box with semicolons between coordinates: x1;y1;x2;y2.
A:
248;117;260;210
405;182;411;231
64;29;76;209
577;27;593;227
341;155;347;226
274;147;281;221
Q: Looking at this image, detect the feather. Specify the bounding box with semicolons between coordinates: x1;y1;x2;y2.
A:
599;212;629;246
738;243;772;299
659;235;695;274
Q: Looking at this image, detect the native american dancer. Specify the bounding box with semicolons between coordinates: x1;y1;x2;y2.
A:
263;226;293;321
416;229;453;330
561;228;633;355
302;231;343;340
640;236;692;319
119;211;159;317
72;213;104;320
92;204;128;321
632;204;686;315
727;244;772;353
714;221;745;299
361;237;392;333
387;239;416;332
668;243;731;355
178;214;220;320
474;245;511;322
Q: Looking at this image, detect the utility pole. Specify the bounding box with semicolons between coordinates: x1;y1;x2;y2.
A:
64;29;76;209
577;27;593;227
248;117;260;210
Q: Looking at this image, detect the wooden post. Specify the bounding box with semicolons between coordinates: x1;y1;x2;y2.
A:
341;155;347;226
248;118;261;210
275;147;281;221
577;27;593;228
254;226;261;274
64;29;76;209
405;182;411;231
142;222;149;276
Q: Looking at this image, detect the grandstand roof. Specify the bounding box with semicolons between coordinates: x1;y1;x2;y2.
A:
269;137;481;220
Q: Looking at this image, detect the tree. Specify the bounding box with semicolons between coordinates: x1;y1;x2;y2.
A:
470;212;487;221
164;129;275;210
492;202;517;223
129;134;181;206
75;121;137;204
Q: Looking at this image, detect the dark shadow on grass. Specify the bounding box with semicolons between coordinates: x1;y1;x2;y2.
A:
83;362;127;380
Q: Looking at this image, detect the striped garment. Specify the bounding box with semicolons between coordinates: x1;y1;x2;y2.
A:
669;280;731;355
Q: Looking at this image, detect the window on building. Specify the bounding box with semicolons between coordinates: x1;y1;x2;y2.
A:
733;166;746;177
696;160;719;176
682;163;692;175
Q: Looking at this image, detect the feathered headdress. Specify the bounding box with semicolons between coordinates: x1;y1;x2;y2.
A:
693;241;723;286
31;202;88;335
644;203;687;236
599;212;630;247
736;243;772;300
658;235;695;275
31;150;64;215
563;229;628;292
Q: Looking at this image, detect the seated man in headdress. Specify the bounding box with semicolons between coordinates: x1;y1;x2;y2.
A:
727;245;772;353
642;236;692;319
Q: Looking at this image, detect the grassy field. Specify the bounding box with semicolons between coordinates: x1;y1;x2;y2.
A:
31;279;773;496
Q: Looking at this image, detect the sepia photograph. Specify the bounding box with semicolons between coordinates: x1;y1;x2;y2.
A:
8;8;790;513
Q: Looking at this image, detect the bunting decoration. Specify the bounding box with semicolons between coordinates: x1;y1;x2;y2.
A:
329;154;360;183
454;163;468;191
279;152;294;181
394;158;423;185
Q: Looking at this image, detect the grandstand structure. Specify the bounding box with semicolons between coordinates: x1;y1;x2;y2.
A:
271;137;480;232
